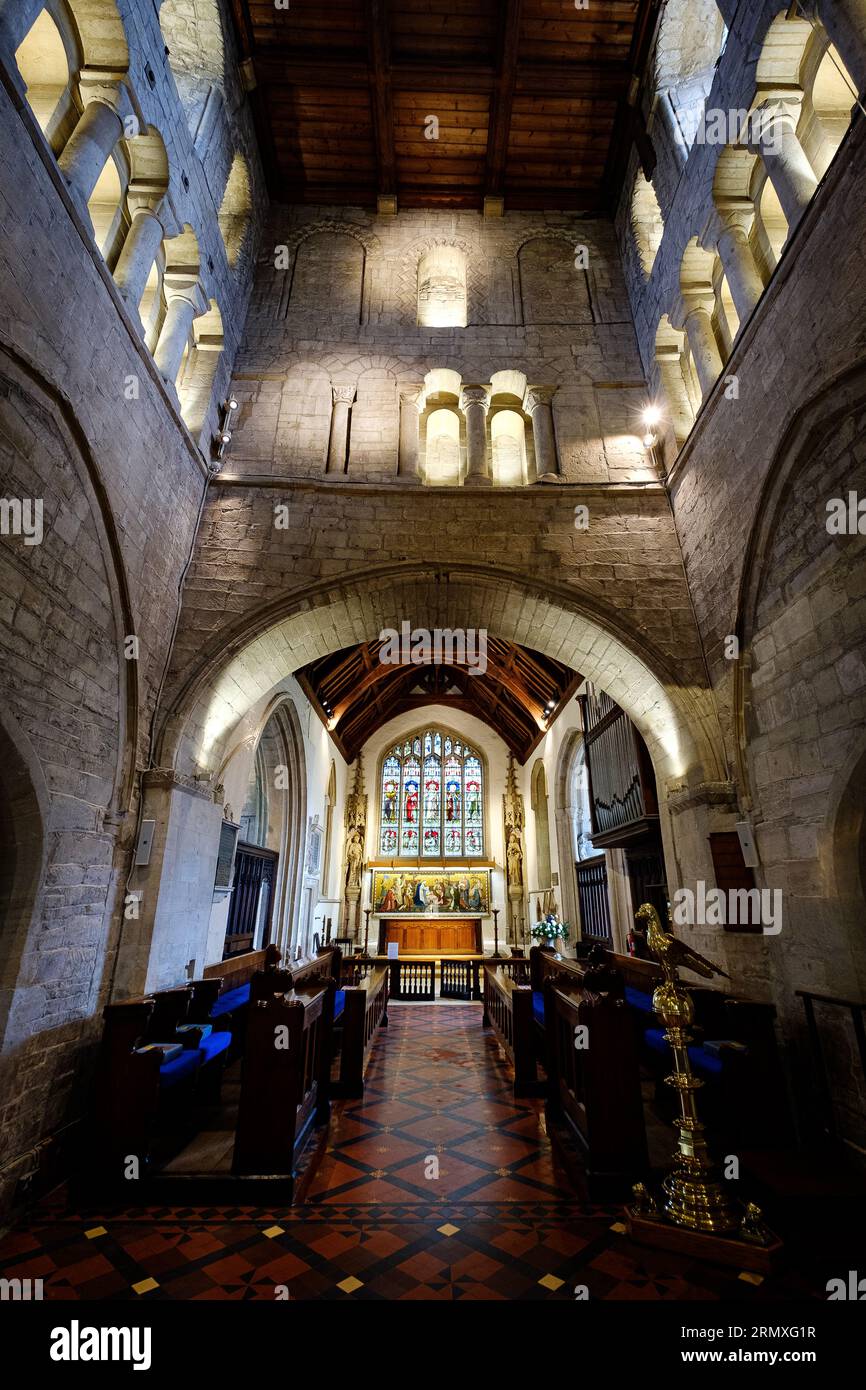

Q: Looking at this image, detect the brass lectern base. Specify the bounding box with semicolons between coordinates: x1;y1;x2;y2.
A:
625;1208;783;1273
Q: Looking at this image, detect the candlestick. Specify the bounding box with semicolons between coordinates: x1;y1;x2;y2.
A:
491;907;502;959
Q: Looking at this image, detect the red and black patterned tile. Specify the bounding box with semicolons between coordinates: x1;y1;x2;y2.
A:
0;1006;825;1300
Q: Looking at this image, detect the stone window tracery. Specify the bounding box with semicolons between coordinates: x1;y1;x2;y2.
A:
379;729;484;860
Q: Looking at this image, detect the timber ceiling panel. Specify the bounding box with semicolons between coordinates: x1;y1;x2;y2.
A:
229;0;659;210
296;637;582;763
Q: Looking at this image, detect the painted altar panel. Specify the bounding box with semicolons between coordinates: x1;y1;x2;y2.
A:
373;869;491;914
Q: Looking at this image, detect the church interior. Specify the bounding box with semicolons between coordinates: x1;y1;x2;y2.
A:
1;0;866;1335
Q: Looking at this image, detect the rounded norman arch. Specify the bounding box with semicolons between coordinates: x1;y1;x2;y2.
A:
155;565;726;833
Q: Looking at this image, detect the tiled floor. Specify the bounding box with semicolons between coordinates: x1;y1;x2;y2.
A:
0;1007;824;1300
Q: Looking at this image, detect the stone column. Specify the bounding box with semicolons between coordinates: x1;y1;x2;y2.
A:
113;206;165;327
802;0;866;100
154;281;207;390
460;386;492;487
681;295;724;398
716;205;765;324
398;388;423;482
751;98;818;230
326;384;356;475
523;386;560;482
58;98;124;212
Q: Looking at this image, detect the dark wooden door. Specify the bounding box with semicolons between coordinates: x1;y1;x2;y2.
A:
224;843;278;958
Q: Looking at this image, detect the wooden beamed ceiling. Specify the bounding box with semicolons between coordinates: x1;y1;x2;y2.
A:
229;1;660;211
296;637;582;763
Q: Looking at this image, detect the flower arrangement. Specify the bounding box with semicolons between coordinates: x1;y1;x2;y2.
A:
530;912;570;945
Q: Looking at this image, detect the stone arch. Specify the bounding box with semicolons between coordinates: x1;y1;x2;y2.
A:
12;2;80;151
631;171;664;276
178;297;223;437
156;565;725;848
517;235;592;326
0;340;137;813
395;237;483;326
287;230;366;320
3;0;127;69
0;341;138;1054
158;0;226;142
653;0;726;156
218;152;253;270
732;358;866;1095
416;244;467;328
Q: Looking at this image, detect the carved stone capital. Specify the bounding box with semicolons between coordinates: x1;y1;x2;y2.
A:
331;383;357;406
460;385;491;414
523;385;557;415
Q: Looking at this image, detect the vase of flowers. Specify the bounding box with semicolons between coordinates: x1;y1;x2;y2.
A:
530;912;571;956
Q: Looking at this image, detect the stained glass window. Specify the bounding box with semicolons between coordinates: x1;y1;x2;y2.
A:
378;728;484;859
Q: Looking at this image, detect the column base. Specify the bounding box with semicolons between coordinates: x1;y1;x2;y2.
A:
464;474;493;488
538;472;563;484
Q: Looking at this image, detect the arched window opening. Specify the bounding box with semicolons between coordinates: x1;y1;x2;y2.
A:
754;174;790;277
424;407;461;485
178;299;224;435
491;409;527;486
159;0;226;143
653;0;727;159
138;252;166;353
218;153;253;269
631;171;664;276
87;149;127;266
15;7;75;149
417;245;467;328
379;728;484;859
805;44;857;179
654;315;697;448
713;265;740;357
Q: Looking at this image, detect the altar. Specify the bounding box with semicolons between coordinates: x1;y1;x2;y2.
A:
378;917;483;955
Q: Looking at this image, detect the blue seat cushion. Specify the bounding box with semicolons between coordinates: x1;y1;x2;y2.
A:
210;983;250;1018
334;989;345;1022
531;990;545;1026
642;1027;725;1078
198;1030;232;1064
159;1049;202;1089
624;986;655;1015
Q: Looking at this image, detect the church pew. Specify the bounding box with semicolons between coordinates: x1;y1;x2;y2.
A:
232;979;335;1191
92;999;205;1179
482;964;541;1096
332;964;390;1098
200;946;341;1057
529;945;791;1149
543;977;648;1197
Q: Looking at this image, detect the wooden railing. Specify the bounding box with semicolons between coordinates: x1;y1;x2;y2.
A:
440;958;482;1000
482;964;538;1096
575;856;612;943
389;958;436;1000
335;966;389;1097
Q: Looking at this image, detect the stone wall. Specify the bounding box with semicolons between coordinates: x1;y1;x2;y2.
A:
0;0;265;1214
616;0;866;1132
226;206;655;486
